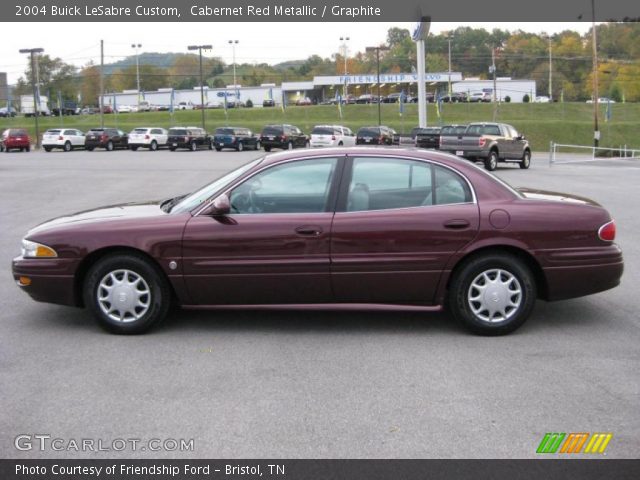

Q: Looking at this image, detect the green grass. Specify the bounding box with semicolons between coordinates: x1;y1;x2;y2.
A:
2;103;638;151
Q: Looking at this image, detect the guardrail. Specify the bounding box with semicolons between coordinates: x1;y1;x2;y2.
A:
549;142;640;166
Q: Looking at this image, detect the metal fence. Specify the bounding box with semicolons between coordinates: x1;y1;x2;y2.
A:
549;142;640;166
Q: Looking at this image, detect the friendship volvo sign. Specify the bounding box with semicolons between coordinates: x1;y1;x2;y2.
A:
314;73;463;86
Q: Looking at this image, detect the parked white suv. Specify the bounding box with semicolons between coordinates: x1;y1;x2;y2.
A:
128;127;169;151
42;128;85;152
309;125;356;148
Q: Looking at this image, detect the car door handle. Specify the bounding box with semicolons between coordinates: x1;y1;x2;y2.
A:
443;219;470;229
295;226;323;236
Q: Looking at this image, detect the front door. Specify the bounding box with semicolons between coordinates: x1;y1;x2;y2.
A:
182;156;342;305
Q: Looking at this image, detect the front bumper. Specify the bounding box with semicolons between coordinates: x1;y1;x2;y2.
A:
12;256;80;306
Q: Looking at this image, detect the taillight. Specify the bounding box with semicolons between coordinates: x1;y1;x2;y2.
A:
145;134;150;140
331;135;336;141
479;138;486;147
58;136;63;140
598;220;616;241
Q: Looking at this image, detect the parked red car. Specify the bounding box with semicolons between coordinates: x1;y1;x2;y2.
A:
13;148;623;335
1;128;31;152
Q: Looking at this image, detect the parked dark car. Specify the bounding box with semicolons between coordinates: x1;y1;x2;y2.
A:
13;148;623;336
1;128;31;152
167;127;212;151
262;99;275;107
259;124;309;152
415;127;442;149
356;126;394;145
213;127;260;152
441;92;468;103
84;128;128;151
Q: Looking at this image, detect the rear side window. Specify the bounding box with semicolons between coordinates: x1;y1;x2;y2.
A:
151;129;163;135
483;125;501;136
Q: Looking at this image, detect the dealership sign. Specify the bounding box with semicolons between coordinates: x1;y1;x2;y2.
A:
313;73;462;86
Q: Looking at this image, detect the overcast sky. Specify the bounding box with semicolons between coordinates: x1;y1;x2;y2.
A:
0;22;594;84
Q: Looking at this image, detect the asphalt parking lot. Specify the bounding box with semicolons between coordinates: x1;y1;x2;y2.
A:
1;148;638;459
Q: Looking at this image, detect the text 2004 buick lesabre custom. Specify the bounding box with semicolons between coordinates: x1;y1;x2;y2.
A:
12;148;623;335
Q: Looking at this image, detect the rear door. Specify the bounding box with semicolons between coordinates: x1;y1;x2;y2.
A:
330;155;479;304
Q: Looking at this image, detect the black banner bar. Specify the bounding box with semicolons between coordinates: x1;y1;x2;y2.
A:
2;459;640;480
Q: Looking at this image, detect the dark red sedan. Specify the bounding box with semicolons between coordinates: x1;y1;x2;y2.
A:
1;128;31;152
12;148;623;335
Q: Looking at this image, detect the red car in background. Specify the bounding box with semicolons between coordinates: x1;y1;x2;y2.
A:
1;129;31;152
12;148;623;336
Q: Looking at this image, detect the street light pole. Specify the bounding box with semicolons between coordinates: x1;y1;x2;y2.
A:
366;46;389;126
340;36;350;96
19;47;44;149
547;35;553;101
188;44;212;130
447;36;452;95
131;43;142;110
591;0;599;147
228;40;239;90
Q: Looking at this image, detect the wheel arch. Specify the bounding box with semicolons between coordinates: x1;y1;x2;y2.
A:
443;244;548;302
73;246;179;308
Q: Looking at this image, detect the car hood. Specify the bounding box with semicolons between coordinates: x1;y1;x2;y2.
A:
28;201;166;235
517;188;601;207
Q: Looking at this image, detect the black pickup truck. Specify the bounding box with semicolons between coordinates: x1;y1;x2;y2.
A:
439;122;531;171
414;127;442;149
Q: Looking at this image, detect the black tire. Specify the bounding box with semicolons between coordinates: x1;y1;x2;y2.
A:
86;147;94;151
264;146;271;152
63;141;72;152
520;150;531;169
169;147;176;152
338;141;343;146
26;146;31;152
287;141;294;150
190;141;197;152
83;253;171;334
106;141;114;152
237;142;244;152
130;146;139;151
215;147;222;152
149;140;158;151
484;150;498;171
448;253;536;336
44;147;52;152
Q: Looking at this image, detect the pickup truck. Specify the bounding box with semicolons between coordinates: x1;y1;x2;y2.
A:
439;122;531;171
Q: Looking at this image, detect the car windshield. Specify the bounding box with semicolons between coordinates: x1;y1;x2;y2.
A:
312;127;335;135
169;129;187;135
171;158;264;214
215;128;234;135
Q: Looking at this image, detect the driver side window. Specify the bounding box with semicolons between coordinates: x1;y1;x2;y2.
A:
230;158;338;214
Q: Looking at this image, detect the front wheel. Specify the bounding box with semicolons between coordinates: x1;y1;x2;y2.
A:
448;253;536;336
520;150;531;169
83;254;171;334
484;150;498;171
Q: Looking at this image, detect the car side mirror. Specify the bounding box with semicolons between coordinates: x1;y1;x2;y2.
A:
205;194;231;216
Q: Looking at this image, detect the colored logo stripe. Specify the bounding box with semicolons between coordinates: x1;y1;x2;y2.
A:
536;433;566;453
584;433;613;454
560;433;589;453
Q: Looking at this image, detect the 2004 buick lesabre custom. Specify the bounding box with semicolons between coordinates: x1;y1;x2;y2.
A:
12;148;623;335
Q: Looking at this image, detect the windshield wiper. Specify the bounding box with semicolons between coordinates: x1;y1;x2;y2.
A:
161;194;188;213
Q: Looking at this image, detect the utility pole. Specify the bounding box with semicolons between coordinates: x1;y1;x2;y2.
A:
491;47;498;121
188;44;212;130
592;0;599;147
131;43;142;110
340;36;350;97
447;36;452;95
228;40;239;96
366;45;390;126
100;40;104;128
19;47;44;149
412;17;431;128
548;35;553;101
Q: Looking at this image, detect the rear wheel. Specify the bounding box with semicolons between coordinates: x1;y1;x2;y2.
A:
63;141;72;152
484;150;498;171
106;141;114;151
149;140;158;151
264;146;271;152
520;150;531;169
83;254;171;334
85;147;94;151
215;147;222;152
237;142;244;152
44;147;52;152
190;141;197;152
130;146;138;151
25;146;31;152
448;253;536;336
169;147;176;152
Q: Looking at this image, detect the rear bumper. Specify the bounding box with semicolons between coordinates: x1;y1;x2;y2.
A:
539;244;624;301
12;256;80;306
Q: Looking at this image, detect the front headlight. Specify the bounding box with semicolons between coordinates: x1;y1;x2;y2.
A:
21;239;58;258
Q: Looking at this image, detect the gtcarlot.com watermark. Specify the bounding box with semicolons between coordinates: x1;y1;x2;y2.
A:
15;434;195;452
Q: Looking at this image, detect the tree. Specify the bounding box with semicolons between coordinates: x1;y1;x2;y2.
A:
15;54;78;101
